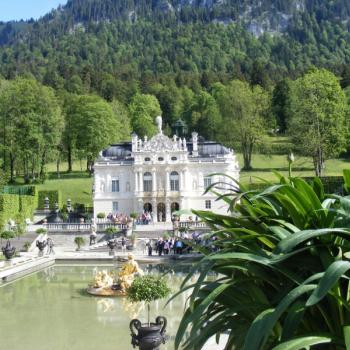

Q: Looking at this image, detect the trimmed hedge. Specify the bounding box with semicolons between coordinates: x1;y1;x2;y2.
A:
20;195;37;220
0;194;20;230
38;190;62;210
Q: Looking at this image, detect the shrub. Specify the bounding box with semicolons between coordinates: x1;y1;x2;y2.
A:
105;227;117;235
97;212;106;219
23;241;31;252
36;228;47;235
74;236;85;250
38;190;61;210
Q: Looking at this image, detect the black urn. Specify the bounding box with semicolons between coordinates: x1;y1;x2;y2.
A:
130;317;167;350
36;240;47;252
2;241;16;260
107;240;117;255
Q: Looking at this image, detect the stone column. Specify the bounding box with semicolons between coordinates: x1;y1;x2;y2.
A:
182;169;187;191
152;169;157;192
179;171;183;191
134;172;139;192
152;198;157;223
166;200;171;222
166;170;170;192
139;171;143;192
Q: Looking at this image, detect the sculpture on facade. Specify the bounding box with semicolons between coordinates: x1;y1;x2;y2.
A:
87;254;144;297
155;116;163;134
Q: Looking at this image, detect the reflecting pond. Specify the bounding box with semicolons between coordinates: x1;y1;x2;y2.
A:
0;264;194;350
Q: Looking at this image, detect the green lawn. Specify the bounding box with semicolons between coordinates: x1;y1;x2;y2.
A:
239;154;350;183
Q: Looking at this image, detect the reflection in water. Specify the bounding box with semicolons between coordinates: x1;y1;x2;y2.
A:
0;263;200;350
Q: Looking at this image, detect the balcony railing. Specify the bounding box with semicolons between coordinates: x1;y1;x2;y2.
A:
178;221;208;229
44;222;126;233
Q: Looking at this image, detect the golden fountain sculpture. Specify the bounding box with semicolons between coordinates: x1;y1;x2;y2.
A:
87;254;144;297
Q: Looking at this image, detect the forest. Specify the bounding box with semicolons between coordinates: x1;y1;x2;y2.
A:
0;0;350;183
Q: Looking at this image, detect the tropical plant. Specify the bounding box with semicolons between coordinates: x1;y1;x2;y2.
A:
127;275;171;326
173;174;350;350
74;236;85;251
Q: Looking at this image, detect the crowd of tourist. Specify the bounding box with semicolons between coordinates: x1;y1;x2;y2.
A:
144;233;218;256
106;213;131;225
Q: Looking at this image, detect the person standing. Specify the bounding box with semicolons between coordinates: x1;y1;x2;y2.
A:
46;238;55;255
146;239;153;256
121;237;126;254
163;240;169;255
157;238;164;256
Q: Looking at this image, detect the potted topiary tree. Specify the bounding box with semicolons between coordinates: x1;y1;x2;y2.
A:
97;212;106;220
127;275;170;350
1;231;16;260
74;236;85;251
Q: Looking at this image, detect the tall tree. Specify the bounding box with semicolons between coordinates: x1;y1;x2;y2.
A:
289;69;347;176
71;95;120;175
0;78;63;182
271;79;292;133
190;91;222;141
215;80;269;170
129;94;161;138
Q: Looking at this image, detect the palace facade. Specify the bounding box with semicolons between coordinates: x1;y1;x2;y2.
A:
93;117;240;223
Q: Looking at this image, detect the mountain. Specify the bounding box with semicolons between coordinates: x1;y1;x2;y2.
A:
0;0;349;97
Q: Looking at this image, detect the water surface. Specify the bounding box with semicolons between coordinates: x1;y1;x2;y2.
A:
0;264;192;350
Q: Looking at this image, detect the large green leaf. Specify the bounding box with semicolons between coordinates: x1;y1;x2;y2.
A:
243;284;316;350
306;261;350;307
274;228;350;254
272;335;332;350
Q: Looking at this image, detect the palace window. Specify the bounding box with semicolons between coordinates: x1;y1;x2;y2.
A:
145;157;151;162
111;179;120;192
143;172;152;192
158;157;164;162
112;201;119;213
205;200;211;209
171;157;178;161
204;176;212;189
170;171;180;191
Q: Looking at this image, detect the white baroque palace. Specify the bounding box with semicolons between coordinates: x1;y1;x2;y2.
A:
93;117;240;222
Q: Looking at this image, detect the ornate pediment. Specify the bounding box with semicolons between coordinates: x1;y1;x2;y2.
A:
138;133;187;153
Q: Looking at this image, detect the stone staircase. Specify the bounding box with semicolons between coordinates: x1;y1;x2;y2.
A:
133;223;174;238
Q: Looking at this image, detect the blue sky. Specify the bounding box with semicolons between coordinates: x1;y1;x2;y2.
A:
0;0;68;22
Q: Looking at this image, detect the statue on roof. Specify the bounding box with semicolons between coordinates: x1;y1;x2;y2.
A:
155;116;163;134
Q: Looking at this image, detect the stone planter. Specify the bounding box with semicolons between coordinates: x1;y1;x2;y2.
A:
130;317;167;350
2;241;16;260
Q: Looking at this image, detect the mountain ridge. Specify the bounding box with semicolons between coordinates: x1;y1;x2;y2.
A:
0;0;349;94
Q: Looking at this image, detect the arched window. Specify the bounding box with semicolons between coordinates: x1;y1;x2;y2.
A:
170;171;179;191
143;172;152;192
